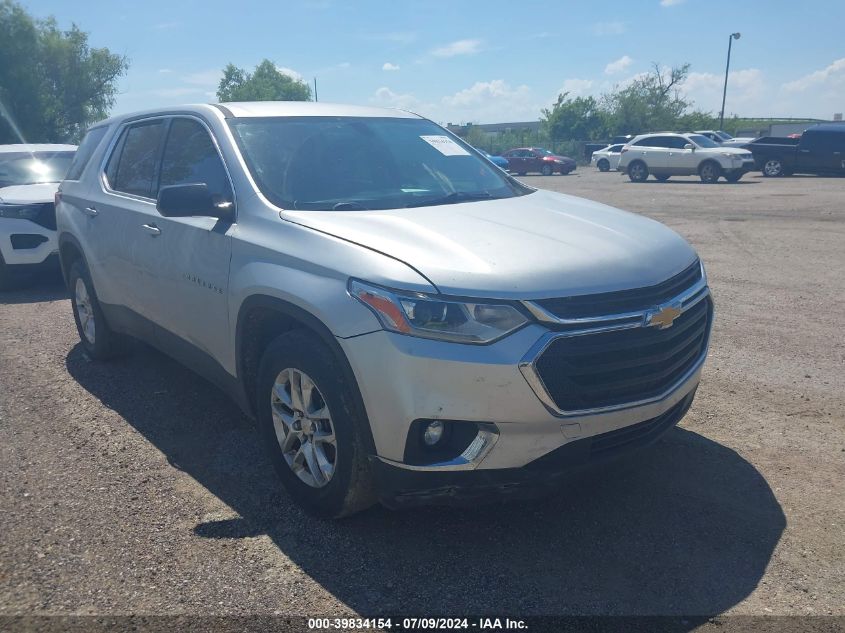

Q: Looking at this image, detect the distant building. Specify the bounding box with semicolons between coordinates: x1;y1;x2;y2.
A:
446;121;542;138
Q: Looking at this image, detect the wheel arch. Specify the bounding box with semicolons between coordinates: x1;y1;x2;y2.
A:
235;294;378;454
57;232;88;286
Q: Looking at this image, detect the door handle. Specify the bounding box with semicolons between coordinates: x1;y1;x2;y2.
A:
83;207;98;217
141;223;161;236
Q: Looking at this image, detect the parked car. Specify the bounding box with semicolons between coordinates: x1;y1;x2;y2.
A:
481;150;510;170
590;144;624;172
618;132;755;183
501;147;576;175
57;102;712;517
0;144;77;289
745;124;845;176
694;130;756;148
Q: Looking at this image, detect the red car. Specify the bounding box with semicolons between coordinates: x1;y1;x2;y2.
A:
501;147;577;176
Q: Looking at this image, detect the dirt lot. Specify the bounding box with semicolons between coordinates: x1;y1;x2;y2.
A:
1;169;843;621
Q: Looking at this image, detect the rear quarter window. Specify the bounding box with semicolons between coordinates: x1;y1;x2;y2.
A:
65;126;108;181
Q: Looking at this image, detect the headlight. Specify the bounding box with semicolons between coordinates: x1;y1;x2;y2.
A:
554;159;564;163
350;280;529;344
0;203;42;220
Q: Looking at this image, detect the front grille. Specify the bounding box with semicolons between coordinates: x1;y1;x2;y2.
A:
534;259;702;319
534;297;712;412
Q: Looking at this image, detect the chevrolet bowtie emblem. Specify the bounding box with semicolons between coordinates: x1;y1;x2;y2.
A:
646;304;682;329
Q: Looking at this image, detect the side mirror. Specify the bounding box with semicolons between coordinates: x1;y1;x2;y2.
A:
156;183;234;222
684;144;695;151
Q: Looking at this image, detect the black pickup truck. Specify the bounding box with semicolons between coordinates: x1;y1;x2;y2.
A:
746;124;845;176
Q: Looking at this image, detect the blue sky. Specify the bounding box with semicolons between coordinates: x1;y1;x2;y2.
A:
22;0;845;124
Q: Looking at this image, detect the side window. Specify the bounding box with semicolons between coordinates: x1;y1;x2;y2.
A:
159;118;232;201
669;137;691;149
634;137;661;148
106;121;166;198
66;126;108;180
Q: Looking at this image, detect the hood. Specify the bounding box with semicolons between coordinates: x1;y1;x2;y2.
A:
282;189;698;299
0;182;60;204
704;145;750;155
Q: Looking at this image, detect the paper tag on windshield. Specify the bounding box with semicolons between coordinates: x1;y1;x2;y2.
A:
420;135;470;156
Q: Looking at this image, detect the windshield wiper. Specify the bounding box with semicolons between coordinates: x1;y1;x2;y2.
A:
293;200;370;210
405;191;493;208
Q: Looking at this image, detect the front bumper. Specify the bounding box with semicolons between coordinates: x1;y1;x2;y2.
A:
339;308;707;483
0;218;58;267
373;389;696;507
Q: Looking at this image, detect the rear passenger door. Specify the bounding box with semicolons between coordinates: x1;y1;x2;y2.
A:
133;116;235;369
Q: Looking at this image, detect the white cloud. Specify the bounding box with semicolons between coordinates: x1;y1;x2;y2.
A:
365;31;417;44
431;39;482;58
782;58;845;92
337;62;351;69
382;62;400;71
157;68;173;74
556;78;594;98
442;80;531;108
605;55;633;75
593;21;625;35
660;0;684;6
371;87;421;111
683;68;765;113
276;66;303;81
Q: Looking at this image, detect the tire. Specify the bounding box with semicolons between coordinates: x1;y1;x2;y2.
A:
699;161;722;184
655;174;671;182
762;158;784;177
541;164;553;176
725;172;743;183
628;160;649;183
257;330;376;518
68;260;129;360
597;159;610;172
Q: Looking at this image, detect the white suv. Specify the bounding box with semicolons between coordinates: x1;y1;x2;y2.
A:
618;132;755;183
57;102;712;517
0;144;77;288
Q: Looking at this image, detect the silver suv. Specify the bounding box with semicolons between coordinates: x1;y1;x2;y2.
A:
56;102;713;517
618;132;755;183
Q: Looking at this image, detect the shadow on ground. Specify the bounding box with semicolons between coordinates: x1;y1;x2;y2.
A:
66;342;785;617
0;272;66;304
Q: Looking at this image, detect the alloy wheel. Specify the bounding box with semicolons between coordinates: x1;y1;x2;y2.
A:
74;277;96;344
270;368;337;488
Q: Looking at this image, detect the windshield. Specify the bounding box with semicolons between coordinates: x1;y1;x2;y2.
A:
229;116;529;210
688;134;721;149
715;131;733;141
535;148;554;155
0;152;75;188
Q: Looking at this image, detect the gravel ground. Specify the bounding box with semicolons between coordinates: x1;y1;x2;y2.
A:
0;169;843;622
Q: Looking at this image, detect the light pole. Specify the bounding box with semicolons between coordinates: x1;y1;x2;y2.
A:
719;32;741;130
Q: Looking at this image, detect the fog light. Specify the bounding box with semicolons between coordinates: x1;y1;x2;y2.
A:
423;420;445;446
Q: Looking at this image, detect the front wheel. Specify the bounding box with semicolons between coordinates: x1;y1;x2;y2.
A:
597;159;610;172
628;161;649;183
725;172;743;183
699;161;722;184
541;164;553;176
763;158;784;177
257;330;376;518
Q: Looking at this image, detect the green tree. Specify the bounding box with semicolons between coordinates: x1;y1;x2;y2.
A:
541;93;606;141
0;0;128;143
601;63;710;136
217;59;312;102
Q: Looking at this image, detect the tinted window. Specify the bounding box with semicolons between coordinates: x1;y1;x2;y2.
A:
0;152;75;187
229;116;527;210
667;137;691;149
66;127;107;180
107;121;166;198
159;118;232;201
608;144;624;153
688;134;720;148
635;136;672;148
802;131;845;152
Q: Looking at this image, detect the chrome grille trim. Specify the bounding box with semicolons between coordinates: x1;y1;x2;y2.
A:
518;267;713;418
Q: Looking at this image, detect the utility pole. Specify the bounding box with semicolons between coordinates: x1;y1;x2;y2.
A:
313;77;318;102
719;32;741;130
